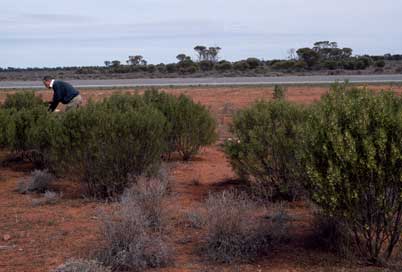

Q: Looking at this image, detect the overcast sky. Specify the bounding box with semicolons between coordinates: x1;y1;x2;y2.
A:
1;0;401;68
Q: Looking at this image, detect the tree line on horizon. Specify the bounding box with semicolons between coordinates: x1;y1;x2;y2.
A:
2;41;402;74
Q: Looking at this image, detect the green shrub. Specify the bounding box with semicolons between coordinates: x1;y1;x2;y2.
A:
101;93;145;111
246;58;262;69
26;111;64;168
57;103;167;197
322;60;338;70
233;60;250;71
144;90;217;160
0;92;48;157
301;83;402;263
4;106;50;153
2;91;44;110
155;63;167;73
199;60;214;71
25;98;167;197
165;63;177;73
143;89;176;155
375;59;386;68
272;85;287;100
173;95;217;160
271;60;296;70
215;60;232;72
0;109;13;148
224;100;305;200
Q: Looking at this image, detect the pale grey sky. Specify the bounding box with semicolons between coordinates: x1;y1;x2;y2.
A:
1;0;401;68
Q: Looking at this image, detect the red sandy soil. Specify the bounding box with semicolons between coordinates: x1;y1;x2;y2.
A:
0;85;401;272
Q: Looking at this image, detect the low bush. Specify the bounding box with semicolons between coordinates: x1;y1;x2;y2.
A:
31;191;62;206
59;103;167;198
182;210;204;229
224;100;306;200
201;190;289;263
52;259;111;272
101;93;145;112
2;92;44;111
1;106;50;154
215;60;232;72
18;169;55;194
246;58;262;69
1;90;215;197
144;90;217;160
173;95;217;160
233;60;250;71
0;109;13;148
272;85;287;100
96;177;172;271
375;59;386;68
121;174;169;229
301;83;402;263
271;60;296;70
310;212;355;258
0;103;56;168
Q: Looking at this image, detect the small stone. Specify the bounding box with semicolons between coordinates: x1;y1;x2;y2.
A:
3;234;11;241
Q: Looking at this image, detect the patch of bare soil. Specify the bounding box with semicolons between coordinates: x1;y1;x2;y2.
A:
1;85;401;272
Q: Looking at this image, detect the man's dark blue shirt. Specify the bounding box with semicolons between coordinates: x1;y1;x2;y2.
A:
49;80;79;111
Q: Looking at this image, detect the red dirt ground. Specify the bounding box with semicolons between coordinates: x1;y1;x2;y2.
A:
0;85;401;272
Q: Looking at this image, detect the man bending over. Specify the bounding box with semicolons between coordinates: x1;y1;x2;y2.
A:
42;76;83;112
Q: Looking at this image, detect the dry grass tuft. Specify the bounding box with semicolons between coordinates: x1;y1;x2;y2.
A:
95;175;173;271
201;190;291;263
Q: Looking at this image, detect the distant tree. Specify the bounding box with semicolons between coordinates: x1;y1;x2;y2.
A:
207;46;221;63
193;45;221;63
147;64;155;73
111;60;121;67
194;45;207;61
341;48;353;58
199;60;214;71
375;60;386;68
233;60;250;71
156;63;167;73
287;48;297;60
310;41;352;62
177;58;198;74
296;48;320;68
104;61;111;67
127;55;145;66
176;54;188;62
215;60;232;72
246;58;262;69
313;41;338;50
166;63;177;73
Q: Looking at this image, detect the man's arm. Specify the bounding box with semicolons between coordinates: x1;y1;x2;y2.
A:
48;83;61;112
48;100;59;112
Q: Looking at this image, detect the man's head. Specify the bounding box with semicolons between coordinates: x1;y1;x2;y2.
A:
42;76;53;89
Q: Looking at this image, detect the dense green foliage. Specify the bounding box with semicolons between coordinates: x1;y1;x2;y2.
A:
55;103;168;197
2;92;44;111
0;90;217;197
0;93;49;156
272;85;287;100
144;89;217;160
223;100;305;200
301;84;402;262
